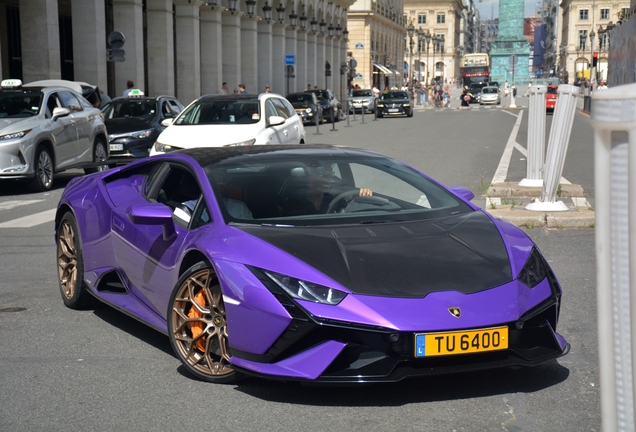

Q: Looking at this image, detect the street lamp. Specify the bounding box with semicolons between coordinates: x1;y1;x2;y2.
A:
245;0;256;17
407;22;415;84
319;19;326;35
262;1;272;22
227;0;237;14
299;11;307;30
424;30;431;84
328;23;334;37
276;3;285;24
289;10;298;29
589;29;595;87
310;16;318;34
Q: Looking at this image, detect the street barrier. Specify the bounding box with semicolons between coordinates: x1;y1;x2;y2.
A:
526;84;580;211
591;82;636;432
520;85;547;187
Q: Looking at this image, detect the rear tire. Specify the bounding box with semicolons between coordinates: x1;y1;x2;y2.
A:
84;137;108;174
29;146;54;192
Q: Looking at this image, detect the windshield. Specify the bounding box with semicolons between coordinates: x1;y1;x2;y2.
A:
311;90;329;101
286;94;313;103
205;154;472;226
175;99;260;125
352;90;373;97
482;88;498;94
102;100;157;119
0;91;43;118
380;91;408;100
547;87;558;94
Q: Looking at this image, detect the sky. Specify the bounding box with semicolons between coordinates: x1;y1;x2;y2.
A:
475;0;540;20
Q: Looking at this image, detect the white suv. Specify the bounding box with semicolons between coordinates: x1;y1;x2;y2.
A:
0;79;108;191
151;93;306;154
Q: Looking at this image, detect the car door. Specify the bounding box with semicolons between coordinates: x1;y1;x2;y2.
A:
111;163;210;317
46;92;79;169
269;97;301;144
58;90;93;164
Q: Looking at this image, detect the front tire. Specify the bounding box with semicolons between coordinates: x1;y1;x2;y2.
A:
85;137;108;174
57;212;96;309
29;146;54;192
168;261;242;383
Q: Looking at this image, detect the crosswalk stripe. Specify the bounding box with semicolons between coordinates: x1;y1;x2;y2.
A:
0;208;57;228
0;199;45;210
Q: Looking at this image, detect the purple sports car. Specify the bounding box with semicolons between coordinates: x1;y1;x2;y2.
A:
55;145;569;384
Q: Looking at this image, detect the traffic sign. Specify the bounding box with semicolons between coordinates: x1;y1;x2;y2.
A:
285;55;295;65
509;55;518;66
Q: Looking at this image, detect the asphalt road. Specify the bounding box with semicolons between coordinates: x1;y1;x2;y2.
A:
0;100;600;431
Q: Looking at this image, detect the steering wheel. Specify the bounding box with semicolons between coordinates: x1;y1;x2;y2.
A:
326;189;360;213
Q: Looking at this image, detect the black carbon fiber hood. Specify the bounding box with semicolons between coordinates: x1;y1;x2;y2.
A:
237;211;512;298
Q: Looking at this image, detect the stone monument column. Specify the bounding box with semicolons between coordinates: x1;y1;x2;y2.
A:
489;0;530;85
20;0;61;81
257;21;273;95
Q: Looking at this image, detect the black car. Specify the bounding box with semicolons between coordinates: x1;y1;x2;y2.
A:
468;83;487;103
101;93;184;161
376;91;413;118
308;88;341;122
286;92;321;125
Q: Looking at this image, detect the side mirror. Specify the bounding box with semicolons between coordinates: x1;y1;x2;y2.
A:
268;115;285;126
161;118;174;127
126;203;176;241
52;107;71;120
448;186;474;202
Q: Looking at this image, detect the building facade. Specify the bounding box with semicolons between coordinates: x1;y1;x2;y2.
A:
0;0;354;105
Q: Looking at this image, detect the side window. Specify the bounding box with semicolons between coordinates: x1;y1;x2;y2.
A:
271;98;292;118
280;98;296;117
161;101;172;117
155;166;209;228
46;93;61;118
58;91;83;112
265;99;278;119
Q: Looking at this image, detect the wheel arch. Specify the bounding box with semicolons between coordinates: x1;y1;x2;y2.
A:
55;204;76;234
179;249;214;278
34;139;56;170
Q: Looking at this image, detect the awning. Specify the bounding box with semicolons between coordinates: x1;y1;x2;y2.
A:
373;63;393;75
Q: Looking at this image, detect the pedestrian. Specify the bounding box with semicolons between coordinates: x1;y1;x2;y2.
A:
504;80;510;97
443;86;451;107
238;83;247;94
459;86;472;110
525;82;532;97
597;81;609;91
265;85;271;93
219;82;229;95
233;88;239;94
122;80;134;97
307;84;312;91
98;87;111;108
372;85;380;97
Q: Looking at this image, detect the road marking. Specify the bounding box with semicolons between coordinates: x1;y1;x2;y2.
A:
0;208;57;228
492;110;524;184
0;199;45;210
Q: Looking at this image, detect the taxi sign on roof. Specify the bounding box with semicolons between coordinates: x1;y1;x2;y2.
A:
128;89;144;96
1;79;23;88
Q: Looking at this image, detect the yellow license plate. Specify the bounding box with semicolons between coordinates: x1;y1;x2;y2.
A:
414;326;508;357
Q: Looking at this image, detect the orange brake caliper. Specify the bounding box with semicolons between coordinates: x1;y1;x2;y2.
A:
187;290;207;352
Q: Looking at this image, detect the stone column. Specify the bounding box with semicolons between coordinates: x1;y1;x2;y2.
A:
112;0;144;96
174;0;202;104
296;30;307;94
201;7;223;96
146;0;174;97
285;27;297;94
257;20;273;94
241;16;258;94
271;24;286;96
71;1;107;91
222;12;242;91
20;0;60;81
316;34;325;88
306;32;317;88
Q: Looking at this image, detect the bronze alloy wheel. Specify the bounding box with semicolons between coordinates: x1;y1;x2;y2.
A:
169;264;238;383
57;218;79;301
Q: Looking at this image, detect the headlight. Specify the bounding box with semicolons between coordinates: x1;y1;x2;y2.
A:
128;129;153;139
403;104;411;107
305;108;313;113
517;247;548;288
225;139;256;146
264;270;347;305
0;129;31;141
376;103;384;107
153;141;181;153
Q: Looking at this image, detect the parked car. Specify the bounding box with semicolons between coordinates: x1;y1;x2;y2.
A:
308;88;341;122
285;91;321;125
55;144;569;384
348;89;376;114
479;86;501;105
102;91;184;161
0;79;108;191
376;90;413;117
468;83;487;104
546;85;558;112
151;93;306;154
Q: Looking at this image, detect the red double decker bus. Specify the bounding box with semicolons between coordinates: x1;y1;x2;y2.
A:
461;53;490;87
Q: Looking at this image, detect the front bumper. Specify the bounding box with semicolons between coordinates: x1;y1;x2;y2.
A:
0;136;34;179
107;136;156;159
377;104;411;116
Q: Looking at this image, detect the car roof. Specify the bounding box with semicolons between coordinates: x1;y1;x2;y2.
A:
23;79;86;94
167;144;378;167
196;94;261;103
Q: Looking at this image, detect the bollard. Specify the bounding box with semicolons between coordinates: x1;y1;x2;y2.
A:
591;82;636;432
526;84;580;211
360;102;366;124
345;100;352;127
314;108;322;135
519;85;547;187
330;106;337;131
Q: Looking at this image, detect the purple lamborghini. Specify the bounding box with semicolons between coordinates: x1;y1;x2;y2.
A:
55;145;569;384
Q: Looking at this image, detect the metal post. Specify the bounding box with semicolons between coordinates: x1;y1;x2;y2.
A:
526;84;581;211
520;85;547;187
314;108;322;135
590;82;636;432
345;99;352;127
